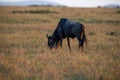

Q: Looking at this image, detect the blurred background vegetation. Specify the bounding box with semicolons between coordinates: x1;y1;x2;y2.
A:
0;6;120;80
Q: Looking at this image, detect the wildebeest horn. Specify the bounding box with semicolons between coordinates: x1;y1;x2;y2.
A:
46;33;49;38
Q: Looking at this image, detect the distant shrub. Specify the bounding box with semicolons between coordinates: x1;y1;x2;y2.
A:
106;31;119;36
12;9;58;14
12;11;23;14
28;5;39;7
88;32;96;36
105;20;120;24
116;10;120;14
64;74;92;80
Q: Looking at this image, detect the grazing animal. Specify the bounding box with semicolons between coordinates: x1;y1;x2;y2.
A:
46;18;87;52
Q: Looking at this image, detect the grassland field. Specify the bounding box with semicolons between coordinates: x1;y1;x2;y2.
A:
0;6;120;80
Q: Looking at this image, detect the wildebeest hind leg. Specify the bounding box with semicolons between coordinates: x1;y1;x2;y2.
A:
77;37;81;49
77;36;83;52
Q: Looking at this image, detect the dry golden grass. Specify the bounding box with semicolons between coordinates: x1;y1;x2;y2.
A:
0;6;120;80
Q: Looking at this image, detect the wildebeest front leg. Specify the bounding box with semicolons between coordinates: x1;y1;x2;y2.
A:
59;36;63;47
60;39;62;47
67;37;71;51
56;40;60;49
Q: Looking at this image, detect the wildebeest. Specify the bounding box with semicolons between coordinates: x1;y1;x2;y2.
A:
46;18;87;52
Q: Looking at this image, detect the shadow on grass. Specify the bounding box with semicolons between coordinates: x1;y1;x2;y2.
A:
64;74;94;80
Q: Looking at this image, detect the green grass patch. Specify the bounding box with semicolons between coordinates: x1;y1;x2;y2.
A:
0;16;50;24
76;18;120;24
116;10;120;14
12;9;58;14
0;16;25;24
77;18;103;23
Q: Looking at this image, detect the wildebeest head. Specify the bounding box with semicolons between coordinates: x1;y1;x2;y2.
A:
46;33;55;49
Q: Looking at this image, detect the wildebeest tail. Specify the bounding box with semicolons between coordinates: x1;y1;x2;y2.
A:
81;25;87;46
